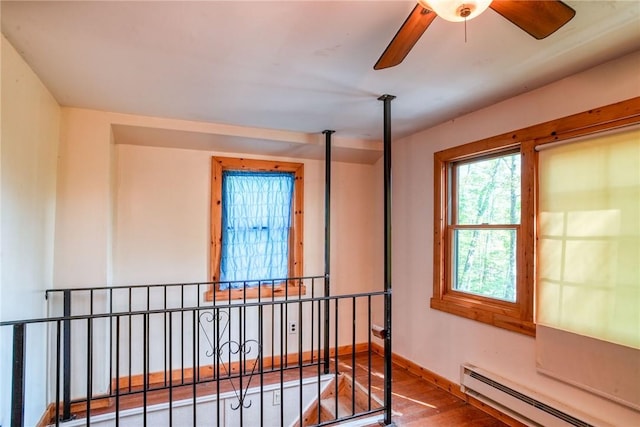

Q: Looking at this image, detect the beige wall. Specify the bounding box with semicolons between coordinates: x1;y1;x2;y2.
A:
55;108;114;288
0;35;61;426
55;109;380;298
53;108;382;393
390;50;640;424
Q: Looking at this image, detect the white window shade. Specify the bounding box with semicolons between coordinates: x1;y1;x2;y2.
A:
537;127;640;350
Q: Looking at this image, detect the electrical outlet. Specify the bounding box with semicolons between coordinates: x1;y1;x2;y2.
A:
273;389;281;405
288;320;297;334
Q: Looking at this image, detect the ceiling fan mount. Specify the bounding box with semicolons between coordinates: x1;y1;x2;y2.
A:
374;0;576;70
417;0;493;22
458;7;472;18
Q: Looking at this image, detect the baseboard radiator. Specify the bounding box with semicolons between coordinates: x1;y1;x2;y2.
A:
460;364;609;427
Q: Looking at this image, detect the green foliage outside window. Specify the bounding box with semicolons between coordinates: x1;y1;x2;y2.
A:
453;152;521;302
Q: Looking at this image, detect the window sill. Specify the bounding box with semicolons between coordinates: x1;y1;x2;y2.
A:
204;284;307;302
430;296;535;337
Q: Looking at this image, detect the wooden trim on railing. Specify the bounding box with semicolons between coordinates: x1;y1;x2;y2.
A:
111;343;368;391
36;405;56;427
37;343;367;426
37;398;112;427
37;342;526;426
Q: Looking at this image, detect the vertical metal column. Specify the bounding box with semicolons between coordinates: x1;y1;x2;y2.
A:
378;94;396;427
63;290;72;421
322;129;334;375
11;323;26;427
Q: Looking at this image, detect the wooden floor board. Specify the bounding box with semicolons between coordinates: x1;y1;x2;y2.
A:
349;352;509;427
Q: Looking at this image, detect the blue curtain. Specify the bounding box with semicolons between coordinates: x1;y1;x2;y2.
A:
220;171;294;289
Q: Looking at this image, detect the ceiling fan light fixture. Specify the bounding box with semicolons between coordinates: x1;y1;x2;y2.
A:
418;0;492;22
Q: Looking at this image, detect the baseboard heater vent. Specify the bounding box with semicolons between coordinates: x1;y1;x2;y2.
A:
460;364;609;427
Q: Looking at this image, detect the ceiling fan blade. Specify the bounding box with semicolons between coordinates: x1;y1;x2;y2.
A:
490;0;576;40
374;4;437;70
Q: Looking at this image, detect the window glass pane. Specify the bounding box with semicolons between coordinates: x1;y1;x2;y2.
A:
453;228;517;302
220;171;294;289
456;153;521;225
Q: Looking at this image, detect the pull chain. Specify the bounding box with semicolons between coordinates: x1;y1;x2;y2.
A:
459;4;470;43
464;16;468;43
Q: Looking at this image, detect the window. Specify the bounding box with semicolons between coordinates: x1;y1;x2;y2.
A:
451;151;521;302
220;171;294;287
433;145;533;335
432;97;640;336
205;157;304;301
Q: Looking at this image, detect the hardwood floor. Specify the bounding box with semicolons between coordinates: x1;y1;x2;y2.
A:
343;352;510;427
380;365;509;426
48;352;510;426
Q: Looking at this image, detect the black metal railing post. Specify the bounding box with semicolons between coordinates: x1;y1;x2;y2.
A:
11;323;26;427
323;129;334;375
63;289;72;421
379;93;396;426
5;281;389;427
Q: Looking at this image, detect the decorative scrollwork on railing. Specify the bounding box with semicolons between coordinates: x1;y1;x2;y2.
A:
199;310;262;410
199;310;230;358
219;339;261;410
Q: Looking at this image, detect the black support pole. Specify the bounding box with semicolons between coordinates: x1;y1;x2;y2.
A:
11;323;26;427
378;94;396;427
63;290;72;421
322;129;334;375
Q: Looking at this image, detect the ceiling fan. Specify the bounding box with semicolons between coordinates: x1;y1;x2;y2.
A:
374;0;576;70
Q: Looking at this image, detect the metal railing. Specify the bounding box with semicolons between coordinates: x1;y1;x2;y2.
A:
3;94;398;427
2;277;389;427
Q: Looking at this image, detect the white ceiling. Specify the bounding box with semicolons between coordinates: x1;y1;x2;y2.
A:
2;0;640;145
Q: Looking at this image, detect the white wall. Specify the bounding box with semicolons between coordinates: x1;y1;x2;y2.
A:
53;107;382;397
391;50;640;424
55;109;114;288
113;145;209;285
111;142;379;358
55;108;380;297
0;35;61;426
113;141;379;292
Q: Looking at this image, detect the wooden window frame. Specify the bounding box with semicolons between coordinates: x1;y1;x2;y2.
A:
433;144;534;335
205;157;304;302
431;96;640;336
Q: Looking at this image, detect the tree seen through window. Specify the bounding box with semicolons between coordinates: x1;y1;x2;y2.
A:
452;152;521;302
